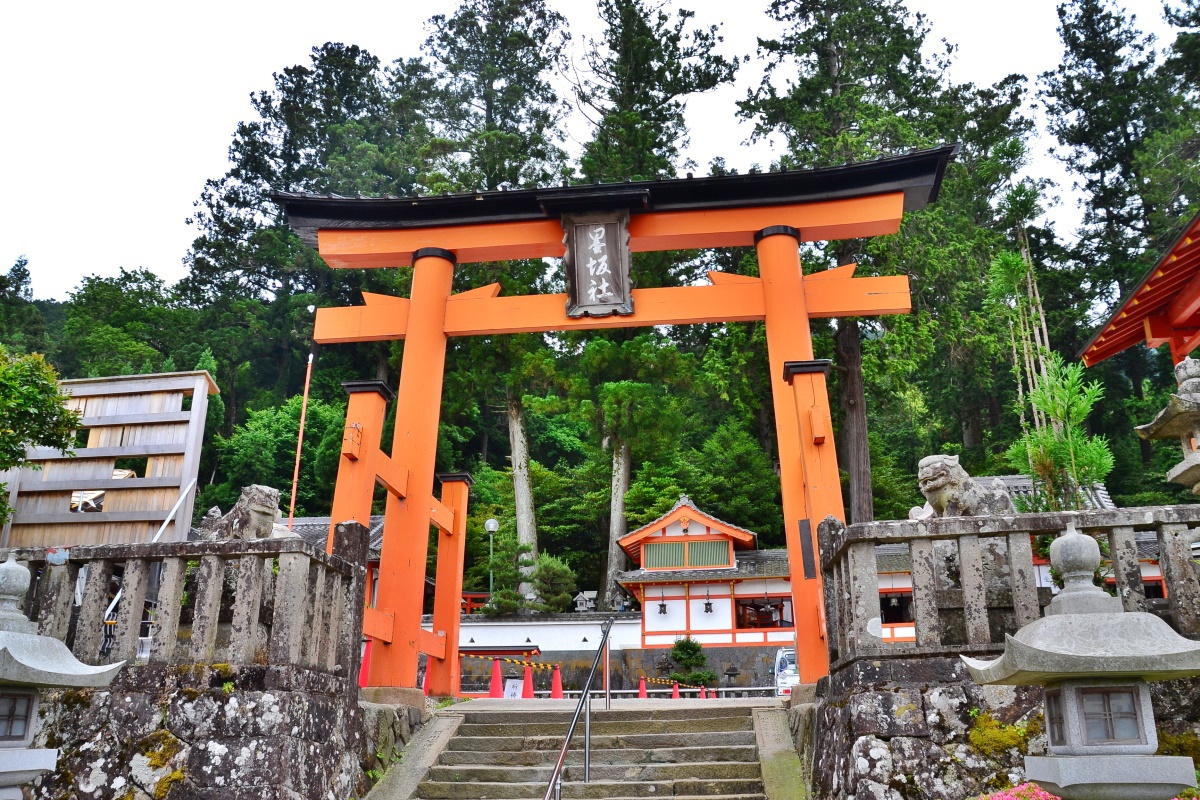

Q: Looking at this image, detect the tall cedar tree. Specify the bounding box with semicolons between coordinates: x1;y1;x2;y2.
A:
575;0;737;608
1040;0;1175;474
422;0;572;581
183;43;423;419
1040;0;1169;300
740;0;945;522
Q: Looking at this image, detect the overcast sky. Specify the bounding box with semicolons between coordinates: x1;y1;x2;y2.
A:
0;1;1176;301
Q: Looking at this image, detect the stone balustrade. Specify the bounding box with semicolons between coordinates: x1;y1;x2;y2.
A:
819;506;1200;669
9;522;367;679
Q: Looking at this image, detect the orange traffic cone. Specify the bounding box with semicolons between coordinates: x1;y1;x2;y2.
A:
551;665;564;699
671;681;680;699
522;664;534;698
358;640;372;688
488;659;503;698
699;686;707;699
638;676;648;698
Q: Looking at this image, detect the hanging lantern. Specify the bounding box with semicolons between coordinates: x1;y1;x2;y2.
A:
703;587;714;614
658;588;668;615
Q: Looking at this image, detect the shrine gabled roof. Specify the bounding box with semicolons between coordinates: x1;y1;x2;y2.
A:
616;549;791;586
1080;209;1200;366
272;145;959;248
617;495;760;561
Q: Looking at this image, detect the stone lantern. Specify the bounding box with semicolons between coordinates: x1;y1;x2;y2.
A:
963;524;1200;800
1136;355;1200;492
0;553;124;798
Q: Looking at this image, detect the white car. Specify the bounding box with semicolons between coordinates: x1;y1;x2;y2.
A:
773;647;800;697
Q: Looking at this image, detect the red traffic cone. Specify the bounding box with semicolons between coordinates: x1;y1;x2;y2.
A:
488;658;503;698
637;676;648;698
711;687;718;699
671;681;680;699
699;686;707;699
522;664;534;698
358;640;372;688
551;665;564;699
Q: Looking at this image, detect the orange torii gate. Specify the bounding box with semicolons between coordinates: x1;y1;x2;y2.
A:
276;145;958;692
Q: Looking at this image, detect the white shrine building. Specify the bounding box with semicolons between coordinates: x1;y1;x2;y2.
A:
614;496;798;649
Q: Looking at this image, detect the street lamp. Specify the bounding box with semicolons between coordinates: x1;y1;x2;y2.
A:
484;518;499;598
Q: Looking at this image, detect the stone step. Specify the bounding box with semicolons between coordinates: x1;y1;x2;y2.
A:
415;778;766;799
426;761;762;784
454;716;752;738
443;730;757;752
458;706;755;725
436;744;759;767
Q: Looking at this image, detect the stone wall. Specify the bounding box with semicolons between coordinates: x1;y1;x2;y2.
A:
28;663;424;800
811;656;1047;800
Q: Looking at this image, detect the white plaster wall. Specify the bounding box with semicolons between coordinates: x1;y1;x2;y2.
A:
878;573;913;590
691;633;735;644
689;598;731;630
423;617;642;652
734;579;790;595
644;598;687;631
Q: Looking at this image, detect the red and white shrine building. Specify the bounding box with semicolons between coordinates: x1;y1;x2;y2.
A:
614;496;799;649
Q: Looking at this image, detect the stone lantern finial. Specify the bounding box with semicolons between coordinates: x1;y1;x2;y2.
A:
0;553;36;636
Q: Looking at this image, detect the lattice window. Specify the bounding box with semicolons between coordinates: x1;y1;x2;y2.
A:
644;542;685;568
1081;688;1142;744
687;540;730;567
1045;689;1065;746
0;692;33;741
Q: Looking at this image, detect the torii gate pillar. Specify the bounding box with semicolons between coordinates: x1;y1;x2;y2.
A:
758;227;842;680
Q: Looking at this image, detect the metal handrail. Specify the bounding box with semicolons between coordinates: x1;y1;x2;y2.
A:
542;615;614;800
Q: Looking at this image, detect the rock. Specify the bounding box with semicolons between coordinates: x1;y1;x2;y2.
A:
850;689;928;737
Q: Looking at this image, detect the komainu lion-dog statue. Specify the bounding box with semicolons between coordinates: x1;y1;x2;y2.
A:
908;454;1016;519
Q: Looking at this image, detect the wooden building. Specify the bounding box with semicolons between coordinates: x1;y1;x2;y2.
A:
615;496;798;649
2;371;218;548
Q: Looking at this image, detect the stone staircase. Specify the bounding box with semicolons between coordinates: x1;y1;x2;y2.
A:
413;703;769;799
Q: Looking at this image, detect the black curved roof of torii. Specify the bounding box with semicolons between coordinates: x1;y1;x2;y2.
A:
272;144;959;248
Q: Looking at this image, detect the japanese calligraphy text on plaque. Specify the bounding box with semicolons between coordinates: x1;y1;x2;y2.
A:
562;211;633;318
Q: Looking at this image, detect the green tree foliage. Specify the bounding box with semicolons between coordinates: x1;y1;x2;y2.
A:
58;269;189;378
529;552;577;613
0;258;49;355
422;0;570;191
478;526;534;616
0;346;81;523
197;394;345;518
1040;0;1170;296
667;636;717;686
20;1;1200;604
578;0;737;182
1004;354;1115;510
